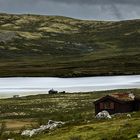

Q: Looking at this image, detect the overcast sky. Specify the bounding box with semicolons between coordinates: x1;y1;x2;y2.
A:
0;0;140;20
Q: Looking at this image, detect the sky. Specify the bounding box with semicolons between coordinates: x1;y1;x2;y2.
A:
0;0;140;20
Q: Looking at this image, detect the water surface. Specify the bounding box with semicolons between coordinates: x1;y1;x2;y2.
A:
0;75;140;98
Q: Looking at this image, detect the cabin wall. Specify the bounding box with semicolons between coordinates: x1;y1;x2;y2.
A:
115;102;133;113
95;98;116;115
95;99;134;115
134;100;140;111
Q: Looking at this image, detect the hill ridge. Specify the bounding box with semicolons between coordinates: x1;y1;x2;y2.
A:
0;13;140;77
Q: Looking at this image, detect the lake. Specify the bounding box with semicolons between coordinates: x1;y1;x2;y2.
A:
0;75;140;98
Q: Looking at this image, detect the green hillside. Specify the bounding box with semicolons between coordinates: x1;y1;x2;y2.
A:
0;13;140;77
0;89;140;140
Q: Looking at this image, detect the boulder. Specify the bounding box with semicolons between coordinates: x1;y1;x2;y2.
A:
21;120;65;137
47;120;65;130
95;110;112;119
21;130;34;137
127;114;131;118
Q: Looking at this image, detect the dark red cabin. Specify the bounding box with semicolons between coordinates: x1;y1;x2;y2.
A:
94;93;140;115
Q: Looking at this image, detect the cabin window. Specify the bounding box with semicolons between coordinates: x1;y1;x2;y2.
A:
100;102;114;109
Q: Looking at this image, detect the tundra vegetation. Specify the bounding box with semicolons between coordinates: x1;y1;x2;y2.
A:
0;89;140;140
0;13;140;77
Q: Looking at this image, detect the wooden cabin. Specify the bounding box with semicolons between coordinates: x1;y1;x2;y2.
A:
48;89;58;94
13;95;20;99
94;93;140;115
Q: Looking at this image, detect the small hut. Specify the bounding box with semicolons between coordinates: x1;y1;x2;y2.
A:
13;95;20;99
48;89;58;94
94;93;140;115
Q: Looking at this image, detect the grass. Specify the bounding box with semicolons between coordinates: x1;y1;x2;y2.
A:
0;89;140;139
32;118;140;140
0;13;140;77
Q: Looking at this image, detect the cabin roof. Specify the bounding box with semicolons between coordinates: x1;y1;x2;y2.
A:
94;93;136;104
110;93;135;101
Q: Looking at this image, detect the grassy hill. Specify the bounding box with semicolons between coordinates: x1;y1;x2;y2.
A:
0;13;140;77
0;89;140;140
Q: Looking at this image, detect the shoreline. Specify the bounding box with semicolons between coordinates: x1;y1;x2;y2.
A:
0;73;139;78
0;88;140;99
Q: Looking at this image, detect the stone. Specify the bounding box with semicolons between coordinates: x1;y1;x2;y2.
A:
127;114;131;118
21;120;65;137
95;110;112;119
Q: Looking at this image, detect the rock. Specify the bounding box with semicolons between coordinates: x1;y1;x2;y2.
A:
48;120;65;130
7;139;14;140
87;120;91;123
21;130;33;137
21;120;65;137
48;120;55;125
95;110;112;119
127;114;131;118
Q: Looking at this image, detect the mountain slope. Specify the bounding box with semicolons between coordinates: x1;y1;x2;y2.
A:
0;13;140;77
